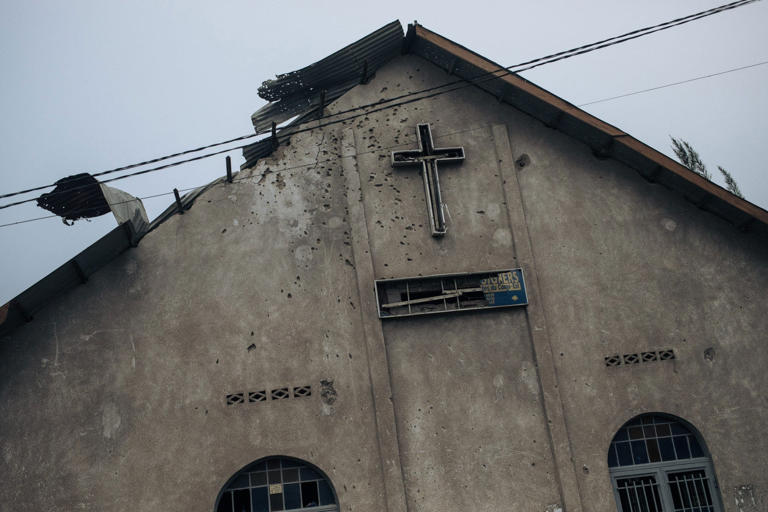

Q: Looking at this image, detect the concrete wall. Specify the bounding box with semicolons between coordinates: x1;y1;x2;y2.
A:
0;125;391;511
510;99;768;511
1;51;767;512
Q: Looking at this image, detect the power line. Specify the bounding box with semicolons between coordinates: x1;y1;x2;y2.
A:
0;125;484;228
0;0;760;210
578;60;768;106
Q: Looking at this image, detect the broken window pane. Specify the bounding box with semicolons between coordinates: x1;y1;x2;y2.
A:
376;269;527;318
301;481;319;507
647;438;661;463
233;489;250;512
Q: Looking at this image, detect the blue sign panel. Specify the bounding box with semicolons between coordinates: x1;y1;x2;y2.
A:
375;268;528;319
480;269;527;306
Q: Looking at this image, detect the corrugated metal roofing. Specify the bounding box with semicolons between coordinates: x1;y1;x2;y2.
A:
244;21;404;164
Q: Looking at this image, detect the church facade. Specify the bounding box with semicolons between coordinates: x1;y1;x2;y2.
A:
1;22;767;512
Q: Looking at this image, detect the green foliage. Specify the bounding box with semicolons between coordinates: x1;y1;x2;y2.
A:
670;136;744;198
717;166;743;198
670;137;711;180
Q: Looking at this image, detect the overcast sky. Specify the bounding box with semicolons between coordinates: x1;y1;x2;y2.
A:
1;0;766;304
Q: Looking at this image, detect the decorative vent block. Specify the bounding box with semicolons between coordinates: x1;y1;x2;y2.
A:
376;269;527;319
270;387;290;400
227;384;314;406
623;353;640;365
248;390;267;403
226;393;245;405
605;349;676;368
293;385;312;398
659;349;676;360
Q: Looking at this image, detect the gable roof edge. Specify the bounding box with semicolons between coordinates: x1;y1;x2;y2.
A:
409;24;768;231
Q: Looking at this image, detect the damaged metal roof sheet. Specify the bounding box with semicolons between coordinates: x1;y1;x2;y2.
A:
241;20;768;232
0;179;221;337
243;20;404;167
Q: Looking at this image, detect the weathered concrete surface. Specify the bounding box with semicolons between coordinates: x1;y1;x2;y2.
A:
1;49;767;512
0;126;390;511
331;55;565;512
505;79;768;511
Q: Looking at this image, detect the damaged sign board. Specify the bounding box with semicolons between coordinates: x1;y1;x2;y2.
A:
375;269;527;318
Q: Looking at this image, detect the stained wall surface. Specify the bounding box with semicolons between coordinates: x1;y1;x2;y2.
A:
1;50;767;512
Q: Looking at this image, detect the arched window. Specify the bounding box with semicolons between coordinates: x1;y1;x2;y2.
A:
608;414;723;512
216;456;338;512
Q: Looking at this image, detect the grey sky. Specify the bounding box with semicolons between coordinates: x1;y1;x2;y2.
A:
1;0;766;304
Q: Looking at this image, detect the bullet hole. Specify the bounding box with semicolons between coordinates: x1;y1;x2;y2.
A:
516;153;531;169
583;465;589;474
320;379;337;405
287;293;292;298
247;344;256;352
216;359;219;364
250;332;254;336
221;228;227;233
704;347;715;362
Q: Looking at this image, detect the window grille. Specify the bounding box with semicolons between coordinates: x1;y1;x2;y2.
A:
608;414;722;512
216;457;338;512
375;269;527;318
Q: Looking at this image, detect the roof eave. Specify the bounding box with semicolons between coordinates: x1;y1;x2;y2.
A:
409;23;768;232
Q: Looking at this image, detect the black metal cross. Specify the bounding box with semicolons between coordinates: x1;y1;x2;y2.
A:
391;123;465;236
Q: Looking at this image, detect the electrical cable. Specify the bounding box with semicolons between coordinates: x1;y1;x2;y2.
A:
0;125;485;228
578;60;768;106
0;0;760;210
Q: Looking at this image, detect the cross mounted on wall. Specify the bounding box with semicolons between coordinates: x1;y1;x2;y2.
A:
391;123;465;237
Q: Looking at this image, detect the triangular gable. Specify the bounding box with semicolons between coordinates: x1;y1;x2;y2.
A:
4;20;767;336
244;21;768;231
